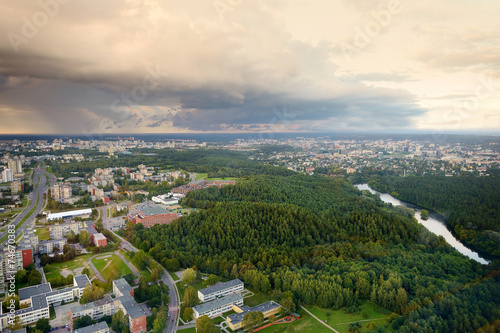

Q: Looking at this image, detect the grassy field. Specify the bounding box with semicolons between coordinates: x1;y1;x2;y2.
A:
168;270;180;281
194;173;208;181
35;227;50;240
244;292;274;307
304;302;393;333
43;253;95;281
257;309;332;333
177;278;210;301
119;249;151;281
177;328;196;333
91;254;133;281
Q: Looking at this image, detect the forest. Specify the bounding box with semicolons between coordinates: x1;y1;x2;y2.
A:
368;175;500;258
127;173;500;333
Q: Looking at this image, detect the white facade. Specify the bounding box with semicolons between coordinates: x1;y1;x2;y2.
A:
198;279;244;302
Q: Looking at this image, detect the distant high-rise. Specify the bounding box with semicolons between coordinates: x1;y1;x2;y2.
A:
1;169;13;182
7;157;22;174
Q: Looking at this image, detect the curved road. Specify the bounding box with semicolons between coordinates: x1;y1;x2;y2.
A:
110;230;180;333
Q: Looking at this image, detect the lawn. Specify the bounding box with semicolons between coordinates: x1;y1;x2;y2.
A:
177;279;210;301
34;227;50;240
244;292;274;307
168;270;180;281
43;253;95;281
177;328;196;333
257;309;332;333
195;173;208;181
304;302;393;333
91;254;133;281
119;249;151;281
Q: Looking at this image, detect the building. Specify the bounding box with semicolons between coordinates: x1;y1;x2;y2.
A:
127;202;182;228
74;321;110;333
47;209;92;221
193;294;243;319
24;227;39;254
1;168;13;182
49;221;84;239
93;233;107;247
226;301;282;331
51;183;72;201
198;279;244;302
39;238;67;254
10;180;23;194
7;157;22;174
70;279;146;333
0;275;91;329
0;240;35;292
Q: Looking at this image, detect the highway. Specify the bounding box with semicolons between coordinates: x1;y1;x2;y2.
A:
0;161;54;246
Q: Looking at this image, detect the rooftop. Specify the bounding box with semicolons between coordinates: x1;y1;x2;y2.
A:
118;294;146;319
198;279;243;296
193;294;243;315
74;321;109;333
74;274;91;289
18;283;52;301
47;208;92;220
135;202;170;216
228;301;281;325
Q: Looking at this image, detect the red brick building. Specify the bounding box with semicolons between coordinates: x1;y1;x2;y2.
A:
127;202;182;228
93;233;107;247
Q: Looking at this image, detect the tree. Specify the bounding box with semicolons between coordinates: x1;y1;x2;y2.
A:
150;268;160;282
182;268;196;284
8;316;22;331
132;250;148;270
206;274;219;286
183;285;200;307
5;294;19;310
111;309;130;333
107;263;119;282
79;230;91;247
348;322;361;333
183;306;194;321
15;269;28;285
80;284;104;304
268;314;277;323
242;311;264;332
35;318;51;333
28;269;42;285
196;315;220;333
82;267;91;276
421;209;429;220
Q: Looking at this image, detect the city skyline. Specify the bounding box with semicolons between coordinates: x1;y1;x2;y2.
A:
0;0;499;134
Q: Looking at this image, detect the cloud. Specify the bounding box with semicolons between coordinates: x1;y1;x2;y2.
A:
0;0;497;133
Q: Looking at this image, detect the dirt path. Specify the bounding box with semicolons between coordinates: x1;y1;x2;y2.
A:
300;305;340;333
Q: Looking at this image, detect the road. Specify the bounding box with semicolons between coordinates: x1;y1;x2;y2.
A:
0;161;54;246
110;230;180;333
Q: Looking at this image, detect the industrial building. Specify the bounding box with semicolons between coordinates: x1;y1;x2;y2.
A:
127;202;181;228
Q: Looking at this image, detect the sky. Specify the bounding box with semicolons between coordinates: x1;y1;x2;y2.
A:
0;0;499;135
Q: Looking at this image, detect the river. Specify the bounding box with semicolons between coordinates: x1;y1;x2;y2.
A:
355;184;489;265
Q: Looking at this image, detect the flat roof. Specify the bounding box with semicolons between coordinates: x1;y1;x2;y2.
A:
193;294;243;315
135;202;170;216
70;296;114;314
118;294;146;319
228;301;281;325
47;209;92;220
199;279;243;296
93;233;106;241
74;274;91;289
75;321;109;333
18;283;52;301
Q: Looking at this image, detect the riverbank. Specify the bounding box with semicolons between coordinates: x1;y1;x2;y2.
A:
355;184;490;265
